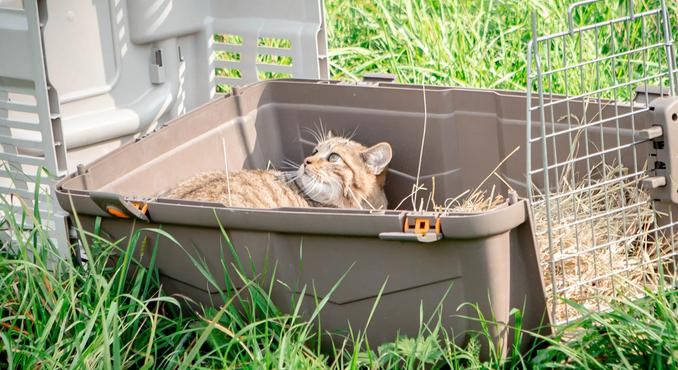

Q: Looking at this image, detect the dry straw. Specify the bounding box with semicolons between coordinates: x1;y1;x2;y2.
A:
528;99;677;322
531;162;677;322
404;84;674;321
405;148;675;322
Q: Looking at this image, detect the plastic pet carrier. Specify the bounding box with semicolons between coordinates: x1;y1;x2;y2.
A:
56;80;550;348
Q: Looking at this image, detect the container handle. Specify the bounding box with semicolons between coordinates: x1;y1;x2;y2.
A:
378;232;442;243
378;215;443;243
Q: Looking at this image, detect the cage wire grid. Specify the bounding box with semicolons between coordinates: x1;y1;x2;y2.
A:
526;0;678;323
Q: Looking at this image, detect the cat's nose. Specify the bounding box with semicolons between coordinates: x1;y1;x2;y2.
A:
305;158;312;165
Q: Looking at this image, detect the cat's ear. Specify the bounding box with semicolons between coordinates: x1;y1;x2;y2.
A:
326;130;335;139
361;142;392;175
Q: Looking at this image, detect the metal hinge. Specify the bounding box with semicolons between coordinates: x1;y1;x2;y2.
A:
379;213;442;243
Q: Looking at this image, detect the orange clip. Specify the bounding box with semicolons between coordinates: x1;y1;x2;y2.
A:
405;216;442;236
131;201;149;215
106;206;130;219
414;218;430;236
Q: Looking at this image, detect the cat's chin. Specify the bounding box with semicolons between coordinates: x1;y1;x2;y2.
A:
295;173;341;206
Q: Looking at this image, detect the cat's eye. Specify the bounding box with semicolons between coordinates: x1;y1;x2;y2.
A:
328;153;341;163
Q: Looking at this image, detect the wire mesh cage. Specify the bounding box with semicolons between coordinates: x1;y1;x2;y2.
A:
527;0;678;323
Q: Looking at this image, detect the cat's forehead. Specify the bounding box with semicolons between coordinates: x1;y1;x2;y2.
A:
314;137;363;154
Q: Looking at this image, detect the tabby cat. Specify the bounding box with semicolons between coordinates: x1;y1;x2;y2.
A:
162;133;392;209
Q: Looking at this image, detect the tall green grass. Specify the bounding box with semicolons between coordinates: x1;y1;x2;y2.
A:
2;191;678;368
0;197;533;369
327;0;678;99
533;288;678;369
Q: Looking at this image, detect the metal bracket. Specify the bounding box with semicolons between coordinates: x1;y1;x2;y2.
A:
379;214;442;243
647;96;678;202
90;191;151;222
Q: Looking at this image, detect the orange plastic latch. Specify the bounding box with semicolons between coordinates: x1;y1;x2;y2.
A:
106;206;130;219
106;201;148;219
400;215;442;242
414;218;430;236
414;218;440;236
131;201;149;215
404;216;442;236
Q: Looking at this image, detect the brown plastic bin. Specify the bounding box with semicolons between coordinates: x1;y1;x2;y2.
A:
56;80;554;352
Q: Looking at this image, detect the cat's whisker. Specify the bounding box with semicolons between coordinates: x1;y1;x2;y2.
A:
310;123;326;144
347;126;360;141
280;159;300;170
280;170;297;179
318;118;329;142
282;158;299;165
284;173;300;185
318;119;324;142
309;121;324;144
303;126;321;143
307;181;321;199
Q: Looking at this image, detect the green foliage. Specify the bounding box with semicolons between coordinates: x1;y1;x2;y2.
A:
0;199;527;369
326;0;678;98
532;290;678;369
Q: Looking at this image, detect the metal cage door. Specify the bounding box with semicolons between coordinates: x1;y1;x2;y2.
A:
527;0;678;323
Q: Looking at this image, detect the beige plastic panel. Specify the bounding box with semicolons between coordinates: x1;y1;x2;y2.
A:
35;0;328;174
1;0;328;250
0;0;69;256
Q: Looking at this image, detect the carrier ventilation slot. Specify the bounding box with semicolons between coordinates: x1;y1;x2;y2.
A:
213;34;295;94
0;88;57;232
256;36;293;80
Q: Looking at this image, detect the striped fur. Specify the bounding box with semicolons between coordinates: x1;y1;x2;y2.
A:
162;135;392;209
